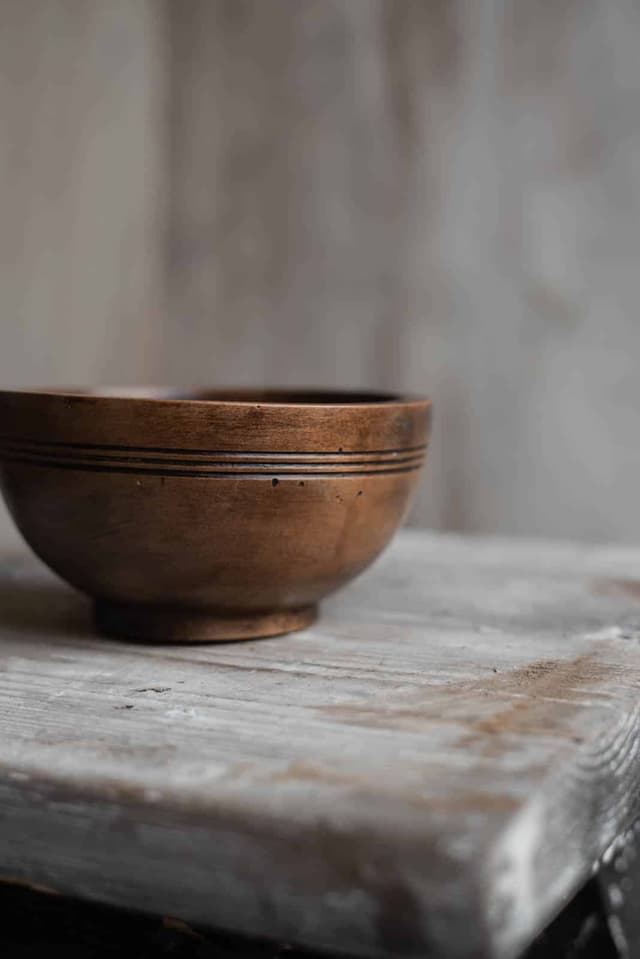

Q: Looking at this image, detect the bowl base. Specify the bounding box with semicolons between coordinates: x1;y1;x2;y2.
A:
93;600;317;643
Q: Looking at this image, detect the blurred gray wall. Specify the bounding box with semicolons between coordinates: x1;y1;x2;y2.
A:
2;0;640;544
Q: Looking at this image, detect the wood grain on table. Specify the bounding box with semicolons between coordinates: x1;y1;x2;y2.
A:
1;531;640;959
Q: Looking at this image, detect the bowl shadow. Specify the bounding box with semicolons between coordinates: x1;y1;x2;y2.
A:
0;574;287;648
0;574;93;639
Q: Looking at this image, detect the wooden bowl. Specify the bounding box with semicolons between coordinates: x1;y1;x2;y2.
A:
0;388;431;642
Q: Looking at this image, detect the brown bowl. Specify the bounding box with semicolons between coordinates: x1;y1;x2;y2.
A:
0;388;431;642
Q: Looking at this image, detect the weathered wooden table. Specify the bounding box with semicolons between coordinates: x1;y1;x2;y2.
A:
1;531;640;958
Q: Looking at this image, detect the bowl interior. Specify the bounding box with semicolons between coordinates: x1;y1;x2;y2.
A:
22;387;417;406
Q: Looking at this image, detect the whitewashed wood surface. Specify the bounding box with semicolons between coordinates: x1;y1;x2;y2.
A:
1;530;640;958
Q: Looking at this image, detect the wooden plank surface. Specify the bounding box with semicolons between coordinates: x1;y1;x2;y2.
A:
0;0;166;384
0;0;166;547
4;1;640;544
161;0;640;543
1;530;640;958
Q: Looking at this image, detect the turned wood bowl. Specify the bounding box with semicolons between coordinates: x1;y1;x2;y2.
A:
0;388;431;642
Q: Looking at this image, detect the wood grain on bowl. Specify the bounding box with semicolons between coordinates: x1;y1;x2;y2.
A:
0;389;431;642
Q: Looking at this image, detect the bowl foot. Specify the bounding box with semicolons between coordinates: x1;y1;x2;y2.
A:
93;600;317;643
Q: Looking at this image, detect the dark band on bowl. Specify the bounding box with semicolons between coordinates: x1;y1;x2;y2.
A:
0;437;427;479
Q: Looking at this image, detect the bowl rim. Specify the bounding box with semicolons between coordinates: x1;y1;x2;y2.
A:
0;387;431;410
